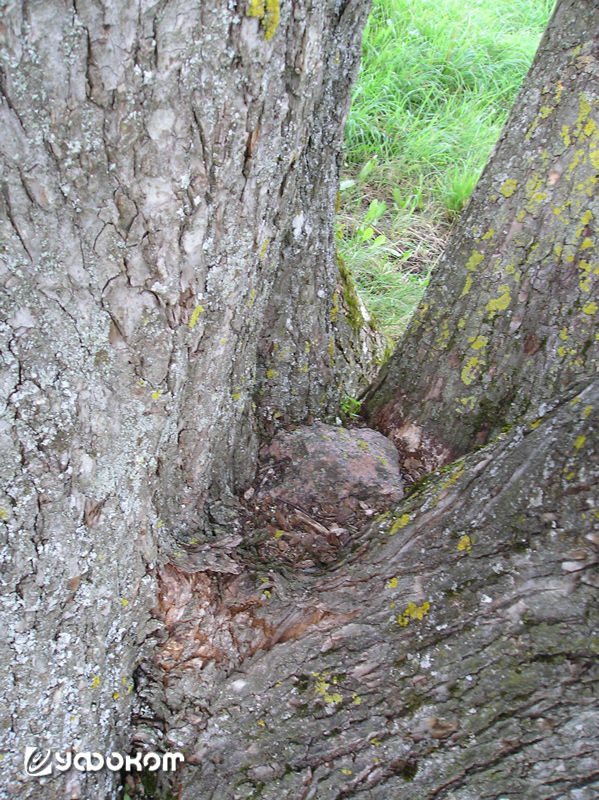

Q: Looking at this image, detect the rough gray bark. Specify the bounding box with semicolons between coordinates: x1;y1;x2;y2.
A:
363;0;599;473
138;377;599;800
0;0;376;796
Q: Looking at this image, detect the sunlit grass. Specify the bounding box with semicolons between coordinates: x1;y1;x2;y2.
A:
338;0;554;340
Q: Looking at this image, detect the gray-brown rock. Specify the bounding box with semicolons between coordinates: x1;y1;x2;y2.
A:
258;422;404;521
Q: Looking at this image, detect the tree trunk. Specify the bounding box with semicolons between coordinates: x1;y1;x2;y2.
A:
0;1;376;796
3;0;599;799
363;0;599;474
140;377;599;800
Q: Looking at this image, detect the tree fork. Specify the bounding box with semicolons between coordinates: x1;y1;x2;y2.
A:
139;377;599;800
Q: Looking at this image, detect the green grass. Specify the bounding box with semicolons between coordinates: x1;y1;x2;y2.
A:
338;0;554;340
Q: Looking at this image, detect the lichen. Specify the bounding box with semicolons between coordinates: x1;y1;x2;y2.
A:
397;600;430;626
189;304;204;328
390;514;410;534
247;0;280;40
500;179;518;198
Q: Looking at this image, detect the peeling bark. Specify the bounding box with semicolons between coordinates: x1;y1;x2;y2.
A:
138;379;599;800
363;0;599;468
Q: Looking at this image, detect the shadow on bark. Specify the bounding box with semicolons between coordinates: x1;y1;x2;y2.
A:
134;378;599;800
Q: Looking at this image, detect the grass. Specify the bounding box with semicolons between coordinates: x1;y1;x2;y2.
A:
338;0;555;340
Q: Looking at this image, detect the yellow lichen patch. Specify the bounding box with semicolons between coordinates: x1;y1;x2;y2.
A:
557;346;567;357
580;277;592;292
0;508;7;520
232;391;242;401
386;577;398;589
561;125;571;147
574;94;592;138
248;0;265;15
530;419;542;429
486;285;511;313
120;598;129;607
442;461;464;489
482;228;495;240
390;514;410;534
352;693;362;705
566;149;586;179
575;210;594;239
397;601;430;627
436;321;451;348
583;301;597;315
259;238;269;259
465;251;485;271
265;368;277;379
461;356;480;386
581;237;595;251
583;405;593;419
341;769;352;775
112;691;120;700
247;289;257;308
574;435;587;450
331;289;339;322
91;676;100;689
457;534;472;553
500;179;518;198
313;672;343;705
248;0;279;39
469;335;488;351
461;274;473;297
559;328;570;341
263;0;280;38
189;304;204;328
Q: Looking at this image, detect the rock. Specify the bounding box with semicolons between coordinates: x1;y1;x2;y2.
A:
258;422;403;522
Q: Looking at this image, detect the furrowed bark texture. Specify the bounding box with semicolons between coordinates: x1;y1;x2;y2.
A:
138;379;599;800
0;0;374;795
364;0;599;467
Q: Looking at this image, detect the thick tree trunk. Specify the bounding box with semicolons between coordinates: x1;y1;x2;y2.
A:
0;1;376;796
363;0;599;473
139;377;599;800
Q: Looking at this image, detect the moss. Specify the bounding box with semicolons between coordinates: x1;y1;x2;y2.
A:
295;674;310;692
336;252;364;331
399;760;419;781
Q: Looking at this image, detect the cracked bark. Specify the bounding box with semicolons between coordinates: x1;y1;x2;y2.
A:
0;0;376;797
363;0;599;471
2;0;598;799
138;377;599;800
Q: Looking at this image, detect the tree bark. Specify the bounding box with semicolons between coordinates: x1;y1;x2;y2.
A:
139;377;599;800
363;0;599;472
0;1;376;796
